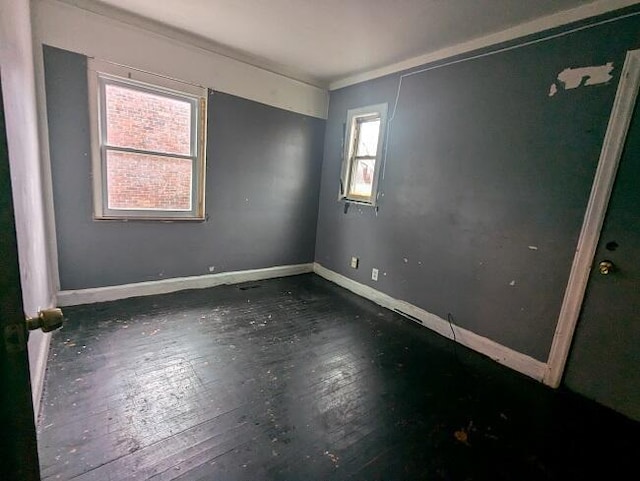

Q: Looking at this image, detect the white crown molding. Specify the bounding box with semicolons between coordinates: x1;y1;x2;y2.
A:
313;263;547;382
34;0;329;119
57;263;314;306
55;0;325;89
330;0;640;90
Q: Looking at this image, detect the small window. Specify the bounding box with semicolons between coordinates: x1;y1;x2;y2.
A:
88;60;207;220
340;103;388;205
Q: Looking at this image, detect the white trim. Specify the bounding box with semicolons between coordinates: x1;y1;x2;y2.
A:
87;59;208;220
340;103;388;205
33;0;329;119
544;49;640;388
32;10;61;295
56;0;324;89
87;61;102;221
89;58;209;97
57;263;314;306
27;331;51;420
313;263;547;381
330;0;640;90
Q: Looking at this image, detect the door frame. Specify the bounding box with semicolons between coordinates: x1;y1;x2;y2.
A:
544;49;640;388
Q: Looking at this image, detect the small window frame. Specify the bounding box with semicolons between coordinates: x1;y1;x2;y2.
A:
87;59;208;221
340;103;388;206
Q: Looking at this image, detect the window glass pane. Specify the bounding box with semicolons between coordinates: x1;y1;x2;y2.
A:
349;158;375;198
105;83;192;156
106;150;192;211
355;118;381;157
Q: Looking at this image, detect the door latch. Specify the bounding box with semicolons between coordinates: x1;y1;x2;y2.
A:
598;260;614;275
26;307;64;332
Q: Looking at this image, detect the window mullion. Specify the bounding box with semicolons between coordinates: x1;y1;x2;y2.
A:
103;145;195;161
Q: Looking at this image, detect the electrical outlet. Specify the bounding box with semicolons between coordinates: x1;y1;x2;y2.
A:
350;257;359;269
371;268;379;281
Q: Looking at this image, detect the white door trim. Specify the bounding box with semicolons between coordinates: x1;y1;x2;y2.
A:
544;49;640;388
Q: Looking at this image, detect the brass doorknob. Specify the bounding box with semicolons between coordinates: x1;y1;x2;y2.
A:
598;260;614;275
26;308;64;332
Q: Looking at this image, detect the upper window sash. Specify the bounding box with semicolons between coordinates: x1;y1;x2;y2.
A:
98;75;199;158
88;58;208;220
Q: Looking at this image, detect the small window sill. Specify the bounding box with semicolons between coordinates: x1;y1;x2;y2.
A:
93;215;207;223
341;197;376;206
340;194;379;208
340;198;379;214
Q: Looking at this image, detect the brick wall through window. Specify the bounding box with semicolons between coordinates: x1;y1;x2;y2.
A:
104;83;194;210
106;151;192;210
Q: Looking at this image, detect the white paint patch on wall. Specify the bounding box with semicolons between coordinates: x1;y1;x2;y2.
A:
331;0;638;90
558;63;614;89
549;62;615;96
33;0;329;119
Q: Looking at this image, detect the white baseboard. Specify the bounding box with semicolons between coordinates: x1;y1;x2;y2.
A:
313;263;547;382
57;261;546;381
27;329;52;421
57;263;314;306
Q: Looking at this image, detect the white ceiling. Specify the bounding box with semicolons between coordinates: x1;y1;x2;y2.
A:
70;0;601;86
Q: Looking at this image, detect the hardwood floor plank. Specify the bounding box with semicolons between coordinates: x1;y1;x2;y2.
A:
38;274;640;480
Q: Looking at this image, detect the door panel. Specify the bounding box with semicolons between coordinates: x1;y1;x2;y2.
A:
0;79;41;478
565;97;640;421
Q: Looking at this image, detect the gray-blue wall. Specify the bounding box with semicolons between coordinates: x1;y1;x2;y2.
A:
44;46;325;290
315;10;640;364
44;10;640;420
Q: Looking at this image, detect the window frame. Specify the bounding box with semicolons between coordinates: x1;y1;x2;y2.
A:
88;59;208;221
340;103;388;206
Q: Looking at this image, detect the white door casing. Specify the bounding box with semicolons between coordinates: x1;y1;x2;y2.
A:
544;49;640;388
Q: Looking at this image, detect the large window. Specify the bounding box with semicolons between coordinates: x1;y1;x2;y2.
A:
340;103;388;205
88;60;207;220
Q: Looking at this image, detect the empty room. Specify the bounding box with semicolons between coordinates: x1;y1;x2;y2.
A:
2;0;640;479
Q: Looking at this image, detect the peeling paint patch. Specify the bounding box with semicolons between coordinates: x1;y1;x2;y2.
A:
509;280;516;286
556;63;614;91
548;83;558;97
528;246;538;251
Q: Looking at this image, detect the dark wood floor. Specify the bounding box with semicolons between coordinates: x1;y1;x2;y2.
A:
38;274;638;480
